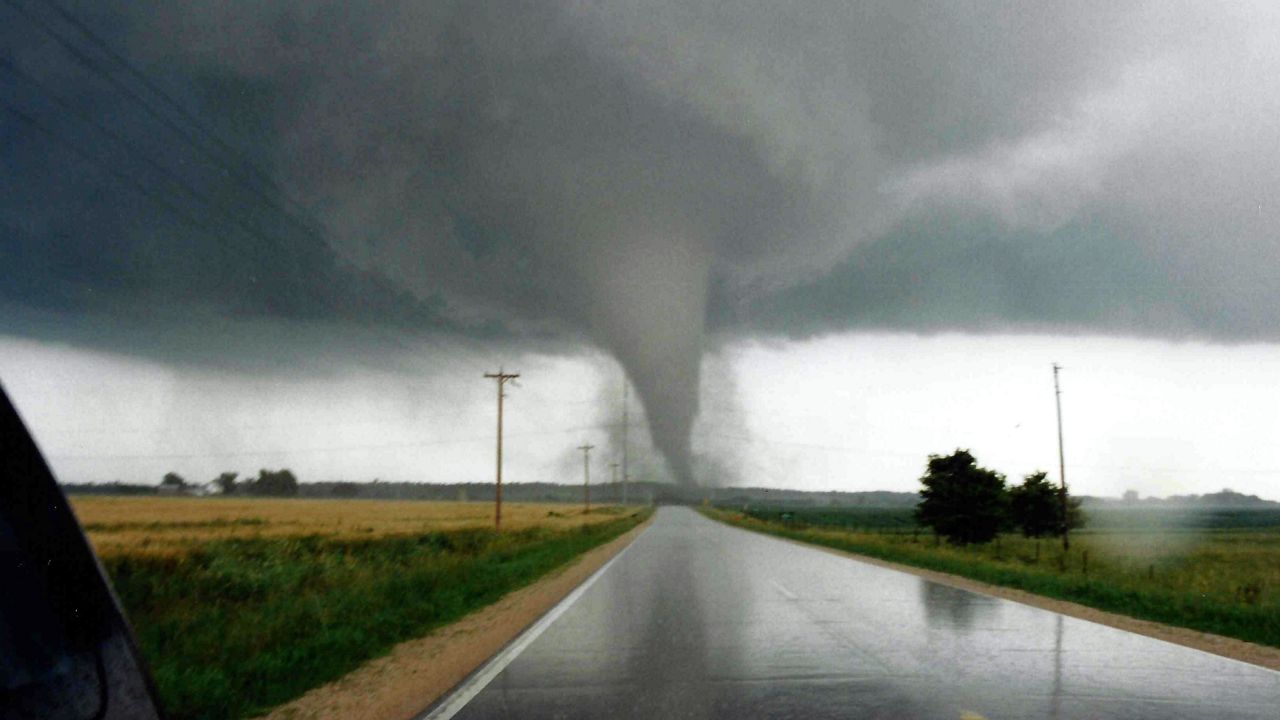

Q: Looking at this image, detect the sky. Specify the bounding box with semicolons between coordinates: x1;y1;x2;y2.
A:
3;2;1280;499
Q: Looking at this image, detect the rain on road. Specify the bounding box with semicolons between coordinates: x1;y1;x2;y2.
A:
442;508;1278;719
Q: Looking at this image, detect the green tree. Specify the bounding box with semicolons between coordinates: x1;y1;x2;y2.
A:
1009;471;1060;537
1010;471;1085;538
246;468;299;497
214;472;239;495
914;449;1007;545
160;472;186;488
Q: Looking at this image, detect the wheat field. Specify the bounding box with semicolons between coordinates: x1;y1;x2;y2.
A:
71;496;621;556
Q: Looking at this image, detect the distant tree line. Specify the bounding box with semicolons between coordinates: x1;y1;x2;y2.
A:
213;469;300;497
155;469;300;497
915;449;1083;545
1108;488;1277;509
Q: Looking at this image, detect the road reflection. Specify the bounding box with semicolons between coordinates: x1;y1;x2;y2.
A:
627;512;714;717
918;579;995;633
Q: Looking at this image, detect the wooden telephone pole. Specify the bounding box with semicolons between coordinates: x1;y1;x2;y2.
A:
484;369;519;530
578;444;595;513
621;383;630;505
1052;363;1070;551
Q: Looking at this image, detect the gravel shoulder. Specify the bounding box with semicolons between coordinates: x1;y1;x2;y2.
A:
258;516;654;720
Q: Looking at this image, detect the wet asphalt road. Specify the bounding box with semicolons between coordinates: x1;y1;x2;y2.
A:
450;507;1279;719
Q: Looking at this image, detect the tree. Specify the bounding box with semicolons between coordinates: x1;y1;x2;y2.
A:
1011;471;1086;538
160;472;186;488
330;482;360;498
914;449;1007;545
214;472;239;495
1009;472;1060;538
246;468;299;497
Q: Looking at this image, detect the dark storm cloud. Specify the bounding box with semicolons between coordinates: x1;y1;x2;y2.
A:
4;1;1280;482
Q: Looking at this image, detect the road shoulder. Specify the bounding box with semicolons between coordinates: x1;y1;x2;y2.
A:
258;514;654;720
721;518;1280;672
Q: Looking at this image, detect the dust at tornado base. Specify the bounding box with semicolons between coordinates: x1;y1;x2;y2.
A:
449;508;1278;720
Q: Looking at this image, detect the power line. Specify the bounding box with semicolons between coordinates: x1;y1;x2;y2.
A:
0;92;433;362
698;431;921;456
7;0;322;238
2;0;428;357
0;56;319;260
0;97;230;240
32;398;617;437
0;84;289;289
45;421;613;461
0;60;334;298
36;414;493;437
699;430;1280;476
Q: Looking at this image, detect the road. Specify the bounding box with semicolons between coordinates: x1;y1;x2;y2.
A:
442;507;1278;719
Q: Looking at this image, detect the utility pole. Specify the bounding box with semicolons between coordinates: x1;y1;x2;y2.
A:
1052;363;1070;551
621;383;629;505
484;369;519;530
578;444;595;514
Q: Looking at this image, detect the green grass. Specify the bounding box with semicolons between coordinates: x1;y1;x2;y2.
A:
103;510;650;720
739;505;919;532
704;508;1280;650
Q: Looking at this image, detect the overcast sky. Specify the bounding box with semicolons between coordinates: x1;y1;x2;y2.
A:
3;2;1280;498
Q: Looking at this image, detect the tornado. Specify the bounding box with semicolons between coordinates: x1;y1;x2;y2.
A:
585;234;712;484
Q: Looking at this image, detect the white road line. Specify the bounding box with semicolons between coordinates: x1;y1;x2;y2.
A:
770;579;798;600
417;534;644;720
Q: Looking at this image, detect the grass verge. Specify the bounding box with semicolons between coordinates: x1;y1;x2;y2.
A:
702;508;1280;650
102;509;650;720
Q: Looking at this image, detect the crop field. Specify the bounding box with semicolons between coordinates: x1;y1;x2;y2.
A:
70;497;648;720
707;507;1280;650
72;496;623;556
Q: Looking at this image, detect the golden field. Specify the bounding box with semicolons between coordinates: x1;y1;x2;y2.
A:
71;496;622;556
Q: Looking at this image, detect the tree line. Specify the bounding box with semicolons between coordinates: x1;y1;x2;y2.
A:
915;449;1083;545
160;469;300;497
